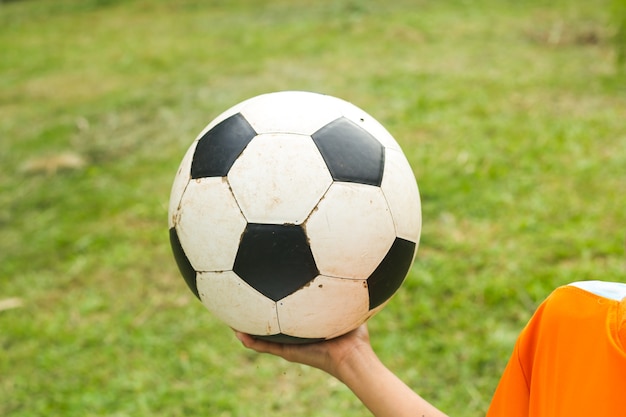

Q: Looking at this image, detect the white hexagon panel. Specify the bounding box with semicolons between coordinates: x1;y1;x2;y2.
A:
381;148;422;243
196;271;279;335
277;275;370;339
175;178;247;272
305;182;396;279
168;141;197;229
240;91;342;135
228;133;333;224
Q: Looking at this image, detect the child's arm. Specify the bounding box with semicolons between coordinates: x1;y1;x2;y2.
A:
236;325;448;417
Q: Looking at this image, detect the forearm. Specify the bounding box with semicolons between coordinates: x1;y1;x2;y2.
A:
235;328;447;416
336;345;448;417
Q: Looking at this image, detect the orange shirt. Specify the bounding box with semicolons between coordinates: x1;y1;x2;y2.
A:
487;283;626;417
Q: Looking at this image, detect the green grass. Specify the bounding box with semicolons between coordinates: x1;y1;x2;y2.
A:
1;0;625;416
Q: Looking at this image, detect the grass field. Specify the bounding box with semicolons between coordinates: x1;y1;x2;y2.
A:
1;0;625;416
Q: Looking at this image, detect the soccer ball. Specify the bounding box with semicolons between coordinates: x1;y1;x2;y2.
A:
168;91;421;343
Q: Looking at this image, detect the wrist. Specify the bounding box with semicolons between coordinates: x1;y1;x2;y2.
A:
333;342;381;384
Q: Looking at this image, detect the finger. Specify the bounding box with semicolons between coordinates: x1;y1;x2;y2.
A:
234;331;252;345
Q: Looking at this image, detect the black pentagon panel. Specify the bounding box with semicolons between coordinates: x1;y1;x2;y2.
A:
253;333;325;345
233;223;319;302
191;113;257;179
169;227;200;300
311;117;385;186
367;238;416;309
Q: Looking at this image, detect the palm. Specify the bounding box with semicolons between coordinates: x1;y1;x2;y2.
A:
236;324;371;379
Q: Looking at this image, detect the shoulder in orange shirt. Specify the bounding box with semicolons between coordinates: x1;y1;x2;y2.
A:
486;281;626;417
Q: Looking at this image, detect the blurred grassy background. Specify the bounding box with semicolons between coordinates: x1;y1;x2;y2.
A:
1;0;624;416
